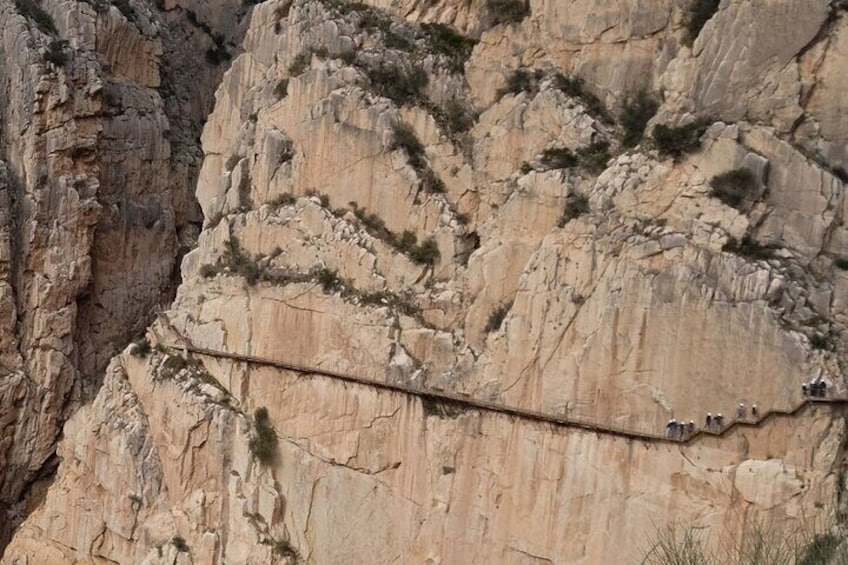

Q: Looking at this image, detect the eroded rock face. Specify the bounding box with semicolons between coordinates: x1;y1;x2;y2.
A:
0;0;248;544
5;0;848;562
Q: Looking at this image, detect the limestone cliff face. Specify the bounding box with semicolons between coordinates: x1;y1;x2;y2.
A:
4;0;848;563
0;0;247;544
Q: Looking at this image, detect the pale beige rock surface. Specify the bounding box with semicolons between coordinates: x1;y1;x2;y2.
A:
4;0;848;562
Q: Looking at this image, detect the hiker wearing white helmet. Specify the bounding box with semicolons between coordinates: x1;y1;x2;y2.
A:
736;403;745;419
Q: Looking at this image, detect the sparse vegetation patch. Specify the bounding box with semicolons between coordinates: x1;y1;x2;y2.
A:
249;407;278;465
365;63;428;106
558;192;590;226
552;73;612;124
722;235;778;260
539;147;578;171
577;141;612;174
652;118;711;158
421;23;477;73
486;0;530;26
485;301;513;333
620;91;659;147
15;0;57;34
44;39;68;66
710;168;757;208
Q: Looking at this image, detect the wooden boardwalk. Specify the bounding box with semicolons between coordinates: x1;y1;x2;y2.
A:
156;338;846;446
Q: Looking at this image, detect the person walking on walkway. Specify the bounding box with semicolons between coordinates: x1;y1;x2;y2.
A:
802;382;808;396
715;413;724;429
666;419;674;438
752;404;758;417
706;412;712;430
687;420;695;435
736;403;746;419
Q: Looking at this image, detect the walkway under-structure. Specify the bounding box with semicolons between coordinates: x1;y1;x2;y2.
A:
153;331;847;447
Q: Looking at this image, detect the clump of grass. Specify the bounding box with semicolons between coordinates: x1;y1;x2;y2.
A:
421;23;477;73
274;79;289;99
497;68;544;99
391;123;426;171
486;0;530;26
269;193;297;207
577;141;612;174
130;338;151;357
409;237;440;266
365;63;428;106
318;267;342;292
558;193;590;226
288;50;312;76
15;0;57;34
552;73;612;124
710;168;757;209
834;257;848;270
722;235;778;260
43;39;68;66
432;98;476;137
272;539;300;559
539;147;578;171
249;407;278;465
485;301;513;333
652;118;711;158
620;91;659;147
171;536;189;553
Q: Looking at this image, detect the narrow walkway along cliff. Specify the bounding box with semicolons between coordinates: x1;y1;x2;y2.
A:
3;0;848;563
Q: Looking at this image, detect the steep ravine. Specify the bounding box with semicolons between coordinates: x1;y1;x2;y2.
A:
0;0;249;549
4;0;848;563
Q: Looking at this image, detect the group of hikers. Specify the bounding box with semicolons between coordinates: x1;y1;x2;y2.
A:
802;380;829;397
664;377;835;440
665;403;760;439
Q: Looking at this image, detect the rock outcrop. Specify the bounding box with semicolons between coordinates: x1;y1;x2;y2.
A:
3;0;848;562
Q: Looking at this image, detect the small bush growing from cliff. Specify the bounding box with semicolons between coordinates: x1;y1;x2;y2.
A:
498;68;544;99
317;268;342;293
199;263;219;278
409;237;440;266
43;40;68;66
722;236;777;260
395;230;418;253
620;91;659;147
272;539;300;559
131;338;151;357
710;168;757;208
552;73;612;124
391;123;427;171
558;193;590;226
421;168;447;194
539;147;578;171
485;301;513;333
486;0;530;26
288;50;312;76
422;23;477;73
684;0;721;46
835;257;848;270
250;407;278;465
652;118;711;158
577;141;612;174
171;536;189;553
430;98;477;140
365;63;428;106
269;193;297;207
14;0;57;34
